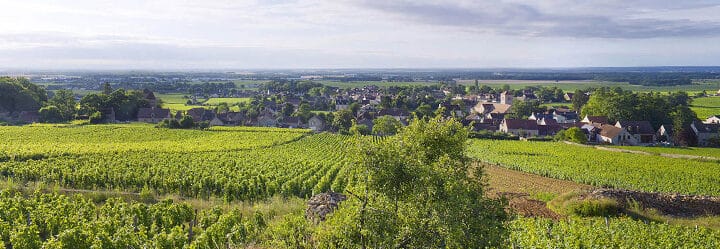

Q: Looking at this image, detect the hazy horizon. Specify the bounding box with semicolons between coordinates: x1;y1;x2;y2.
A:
2;0;720;70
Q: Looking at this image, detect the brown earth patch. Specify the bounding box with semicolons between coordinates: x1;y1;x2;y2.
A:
587;189;720;218
481;164;593;219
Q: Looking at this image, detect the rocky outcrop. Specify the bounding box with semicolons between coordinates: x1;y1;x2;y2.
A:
306;192;347;223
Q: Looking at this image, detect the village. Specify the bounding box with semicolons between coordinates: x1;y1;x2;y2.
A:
7;78;716;148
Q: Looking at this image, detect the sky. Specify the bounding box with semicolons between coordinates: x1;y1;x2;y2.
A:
1;0;719;70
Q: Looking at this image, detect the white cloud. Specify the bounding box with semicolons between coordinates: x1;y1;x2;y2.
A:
0;0;718;69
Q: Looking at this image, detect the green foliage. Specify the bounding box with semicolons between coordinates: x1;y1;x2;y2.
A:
554;127;588;144
38;105;64;123
317;117;508;248
508;100;544;119
0;77;47;114
88;111;104;124
548;192;619;217
349;122;370;136
80;89;150;121
509;217;720;248
0;125;350;200
263;213;313;249
332;109;354;133
158;118;181;129
179;115;195;129
372;115;402;136
571;89;589;111
0;190;302;248
582;87;694;128
48;90;76;121
468;139;720;195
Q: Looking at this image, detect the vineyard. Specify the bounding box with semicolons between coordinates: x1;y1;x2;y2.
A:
509;217;720;248
0;190;304;248
1;125;719;247
0;125;352;201
0;125;309;158
468;139;720;196
611;145;720;159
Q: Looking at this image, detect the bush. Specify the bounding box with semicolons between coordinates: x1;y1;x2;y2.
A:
548;192;619;217
89;111;104;124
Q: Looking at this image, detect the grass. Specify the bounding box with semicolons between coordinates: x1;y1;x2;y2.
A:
624;198;720;230
612;145;720;159
691;96;720;119
547;192;620;217
482;164;592;198
458;79;720;92
317;80;441;89
204;97;251;105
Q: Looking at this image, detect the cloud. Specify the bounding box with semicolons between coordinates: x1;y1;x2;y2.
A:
349;0;720;38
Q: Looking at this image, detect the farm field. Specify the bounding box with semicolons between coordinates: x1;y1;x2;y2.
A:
0;125;308;157
1;124;719;247
0;126;348;201
457;79;719;92
611;145;720;159
509;217;720;248
468;139;720;196
317;80;440;88
691;96;720;119
204;97;251;105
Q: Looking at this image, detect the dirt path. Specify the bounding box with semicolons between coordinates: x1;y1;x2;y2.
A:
482;164;593;219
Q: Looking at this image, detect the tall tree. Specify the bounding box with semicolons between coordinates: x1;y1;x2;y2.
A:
315;117;508;248
508;100;543;119
48;90;76;121
38;106;63;123
372;115;402;136
0;77;47;113
571;90;589;112
332;109;355;133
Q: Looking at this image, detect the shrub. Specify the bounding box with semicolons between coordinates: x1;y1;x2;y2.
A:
548;192;619;217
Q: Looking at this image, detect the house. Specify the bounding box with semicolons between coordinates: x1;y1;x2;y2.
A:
218;112;246;126
691;121;720;146
143;89;158;107
529;112;554;121
335;98;350;111
308;116;326;132
464;113;483;122
500;91;513;105
100;108;116;123
706;115;720;124
279;116;303;128
597;124;637;145
256;114;277;127
438;103;464;117
615;121;656;144
137;108;171;123
285;96;302;108
581;115;609;125
209;117;225;126
474;103;512;115
187;108;215;122
657;124;673;144
579;123;600;142
537;118;562;136
564;93;574;101
377;108;410;121
19;111;40;123
553;110;579;123
499;119;539;137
